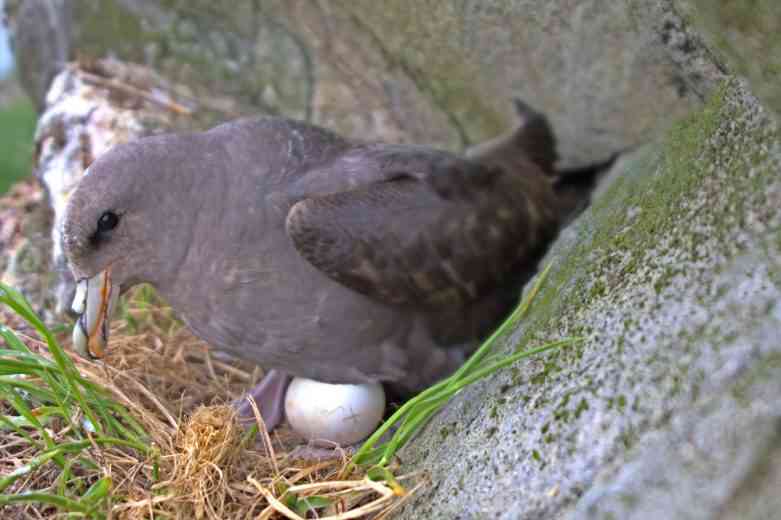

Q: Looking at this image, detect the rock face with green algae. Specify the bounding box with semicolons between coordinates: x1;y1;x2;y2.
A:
683;0;781;122
396;77;781;518
7;0;721;160
5;1;781;517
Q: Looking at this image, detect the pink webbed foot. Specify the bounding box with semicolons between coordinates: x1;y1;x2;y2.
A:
234;369;292;432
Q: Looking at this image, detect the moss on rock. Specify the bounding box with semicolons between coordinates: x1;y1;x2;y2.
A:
685;0;781;120
397;75;781;518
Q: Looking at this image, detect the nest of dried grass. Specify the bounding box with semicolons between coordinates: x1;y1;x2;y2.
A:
0;288;425;519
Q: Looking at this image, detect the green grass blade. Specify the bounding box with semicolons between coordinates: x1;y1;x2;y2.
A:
0;413;44;449
0;414;53;430
0;285;41;324
0;449;63;493
0;284;104;436
351;264;571;469
378;397;450;465
0;325;33;354
0;386;52;441
0;492;89;513
448;339;577;395
0;283;151;516
373;335;573;464
56;458;77;497
351;387;434;466
352;445;386;466
0;377;59;404
82;476;112;506
446;263;552;386
104;413;144;446
0;356;58;374
46;437;149;454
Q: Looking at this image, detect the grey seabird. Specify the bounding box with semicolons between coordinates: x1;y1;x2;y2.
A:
62;100;616;431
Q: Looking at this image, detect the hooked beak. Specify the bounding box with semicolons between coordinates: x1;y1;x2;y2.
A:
71;270;119;359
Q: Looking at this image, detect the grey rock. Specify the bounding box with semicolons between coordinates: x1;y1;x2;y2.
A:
684;0;781;122
5;0;781;518
6;0;71;111
11;0;719;162
396;77;781;519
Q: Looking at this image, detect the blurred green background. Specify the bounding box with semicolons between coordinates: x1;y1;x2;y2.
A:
0;95;35;194
0;12;35;195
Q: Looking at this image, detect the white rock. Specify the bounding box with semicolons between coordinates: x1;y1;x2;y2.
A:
284;377;385;446
33;59;191;316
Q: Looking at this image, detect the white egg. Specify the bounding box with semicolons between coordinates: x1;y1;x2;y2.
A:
284;377;385;446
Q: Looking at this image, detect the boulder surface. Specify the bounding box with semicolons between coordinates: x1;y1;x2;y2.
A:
4;1;780;518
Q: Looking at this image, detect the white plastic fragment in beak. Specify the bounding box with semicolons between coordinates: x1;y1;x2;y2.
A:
71;278;88;314
72;270;119;359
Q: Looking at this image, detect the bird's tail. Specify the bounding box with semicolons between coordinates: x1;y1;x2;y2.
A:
468;96;628;221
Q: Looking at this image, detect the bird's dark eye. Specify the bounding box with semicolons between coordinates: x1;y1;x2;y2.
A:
97;211;119;233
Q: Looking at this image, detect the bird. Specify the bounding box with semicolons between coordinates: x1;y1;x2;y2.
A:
62;99;617;432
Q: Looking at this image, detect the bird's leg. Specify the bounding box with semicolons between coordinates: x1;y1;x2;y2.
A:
234;369;292;432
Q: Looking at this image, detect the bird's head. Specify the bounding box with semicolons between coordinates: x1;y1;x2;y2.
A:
62;135;199;359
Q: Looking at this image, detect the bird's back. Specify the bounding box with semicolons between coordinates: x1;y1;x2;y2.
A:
161;117;413;383
160;112;608;394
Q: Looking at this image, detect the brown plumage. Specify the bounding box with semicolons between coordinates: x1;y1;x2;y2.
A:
62;99;616;430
